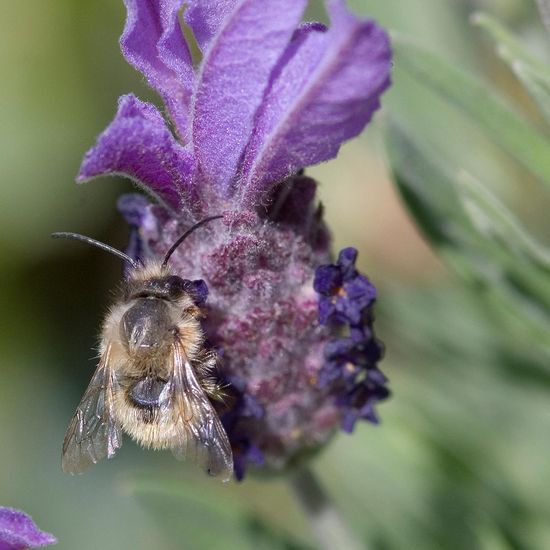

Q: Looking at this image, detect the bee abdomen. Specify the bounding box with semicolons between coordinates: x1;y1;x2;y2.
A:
129;377;169;409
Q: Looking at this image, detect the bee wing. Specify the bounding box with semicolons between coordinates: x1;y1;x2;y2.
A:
168;340;234;482
62;343;122;474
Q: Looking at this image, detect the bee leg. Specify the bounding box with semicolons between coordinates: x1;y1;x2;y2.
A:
192;349;227;402
182;304;204;319
193;348;218;374
202;380;228;403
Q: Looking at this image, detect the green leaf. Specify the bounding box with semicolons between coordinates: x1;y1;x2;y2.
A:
384;119;474;255
472;12;550;125
385;121;550;341
455;170;550;270
453;172;550;322
391;31;550;186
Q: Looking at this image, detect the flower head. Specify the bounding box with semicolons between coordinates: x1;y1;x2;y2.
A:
78;0;392;478
0;507;56;550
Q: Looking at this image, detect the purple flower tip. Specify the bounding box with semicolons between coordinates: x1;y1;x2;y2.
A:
78;0;392;216
337;247;359;274
0;507;56;550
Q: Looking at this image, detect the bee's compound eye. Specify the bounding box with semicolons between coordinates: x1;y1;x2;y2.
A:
165;275;187;298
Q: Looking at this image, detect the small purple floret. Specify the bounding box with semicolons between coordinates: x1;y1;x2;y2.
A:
314;248;389;433
0;507;56;550
315;248;377;325
221;376;266;481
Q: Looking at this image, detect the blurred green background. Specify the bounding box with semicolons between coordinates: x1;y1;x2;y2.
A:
2;0;550;548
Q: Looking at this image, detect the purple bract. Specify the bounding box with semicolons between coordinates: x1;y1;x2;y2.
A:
0;507;56;550
78;0;392;478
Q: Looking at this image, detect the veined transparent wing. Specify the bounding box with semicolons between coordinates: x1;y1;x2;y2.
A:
169;340;233;482
62;343;122;474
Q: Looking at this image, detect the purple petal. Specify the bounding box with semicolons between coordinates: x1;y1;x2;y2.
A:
342;275;377;323
325;337;355;357
117;193;152;228
337;247;358;277
78;94;199;213
241;394;265;419
0;507;56;550
187;279;209;306
117;194;159;265
341;410;359;433
184;0;238;52
367;367;388;385
240;0;392;206
121;0;194;137
191;0;307;194
314;265;343;295
318;297;336;325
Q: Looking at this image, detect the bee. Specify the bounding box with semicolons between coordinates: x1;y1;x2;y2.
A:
52;215;233;481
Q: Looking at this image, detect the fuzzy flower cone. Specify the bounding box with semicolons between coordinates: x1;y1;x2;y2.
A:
78;0;392;479
0;508;56;550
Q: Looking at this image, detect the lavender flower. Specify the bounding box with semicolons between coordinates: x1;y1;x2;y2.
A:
77;0;392;478
0;508;56;550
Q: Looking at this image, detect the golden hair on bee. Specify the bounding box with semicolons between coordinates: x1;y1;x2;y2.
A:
52;215;233;481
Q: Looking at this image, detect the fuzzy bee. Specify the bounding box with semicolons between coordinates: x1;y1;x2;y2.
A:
53;215;233;481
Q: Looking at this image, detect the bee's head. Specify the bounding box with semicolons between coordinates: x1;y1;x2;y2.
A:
130;274;188;300
126;268;209;305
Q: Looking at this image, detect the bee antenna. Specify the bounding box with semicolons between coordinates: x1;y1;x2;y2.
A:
51;232;139;269
162;215;224;268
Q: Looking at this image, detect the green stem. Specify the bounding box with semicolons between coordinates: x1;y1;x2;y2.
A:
289;467;365;550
